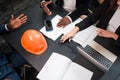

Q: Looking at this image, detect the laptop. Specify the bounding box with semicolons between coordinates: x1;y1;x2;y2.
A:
73;26;117;72
77;37;118;72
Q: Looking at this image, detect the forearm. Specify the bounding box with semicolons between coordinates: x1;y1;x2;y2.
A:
71;26;80;34
75;15;95;31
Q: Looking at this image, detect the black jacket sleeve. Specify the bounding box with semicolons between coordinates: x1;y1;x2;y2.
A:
0;24;7;33
75;0;110;31
115;26;120;48
68;0;91;21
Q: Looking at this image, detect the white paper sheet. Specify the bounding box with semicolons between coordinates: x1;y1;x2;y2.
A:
36;52;93;80
72;26;97;47
62;62;93;80
40;15;63;41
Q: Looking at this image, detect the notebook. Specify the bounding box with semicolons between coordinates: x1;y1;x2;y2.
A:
77;39;117;72
36;52;93;80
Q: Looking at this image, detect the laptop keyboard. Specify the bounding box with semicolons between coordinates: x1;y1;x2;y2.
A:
83;45;113;69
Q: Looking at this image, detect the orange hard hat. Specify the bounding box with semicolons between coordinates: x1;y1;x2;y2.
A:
21;29;48;55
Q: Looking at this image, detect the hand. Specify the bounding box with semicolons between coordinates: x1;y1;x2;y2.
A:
41;0;52;15
8;14;27;30
57;17;71;28
60;27;79;43
97;28;118;40
80;15;87;19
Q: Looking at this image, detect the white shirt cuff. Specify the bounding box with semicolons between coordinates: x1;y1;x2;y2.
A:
5;24;10;31
66;16;72;22
41;1;45;7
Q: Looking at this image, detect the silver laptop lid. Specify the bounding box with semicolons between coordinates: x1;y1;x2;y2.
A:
87;40;117;63
77;40;117;72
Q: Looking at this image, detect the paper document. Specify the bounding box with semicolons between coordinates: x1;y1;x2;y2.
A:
72;26;97;48
36;52;93;80
40;15;82;41
40;15;63;41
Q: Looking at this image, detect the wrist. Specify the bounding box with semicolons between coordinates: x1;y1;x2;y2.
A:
112;33;118;40
72;26;79;33
66;16;72;23
7;23;12;31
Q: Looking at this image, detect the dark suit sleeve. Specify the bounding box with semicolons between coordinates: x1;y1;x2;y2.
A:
68;5;88;21
115;27;120;48
68;0;90;21
75;0;110;31
0;24;7;33
116;37;120;48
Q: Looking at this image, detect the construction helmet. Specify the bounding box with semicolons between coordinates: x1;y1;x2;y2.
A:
21;29;48;55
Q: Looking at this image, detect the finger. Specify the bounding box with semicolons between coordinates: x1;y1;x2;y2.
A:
61;35;67;39
11;15;14;19
97;31;104;36
47;0;52;4
69;38;72;42
96;28;103;34
47;11;52;15
19;16;27;21
21;18;27;23
57;19;62;26
97;33;103;37
60;38;64;43
57;21;66;27
10;15;14;21
57;21;65;27
20;17;27;24
57;22;63;27
60;35;66;43
17;14;25;19
60;38;67;43
44;1;52;7
97;28;105;32
60;35;69;43
62;24;67;28
96;28;102;32
43;6;52;15
21;20;27;24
